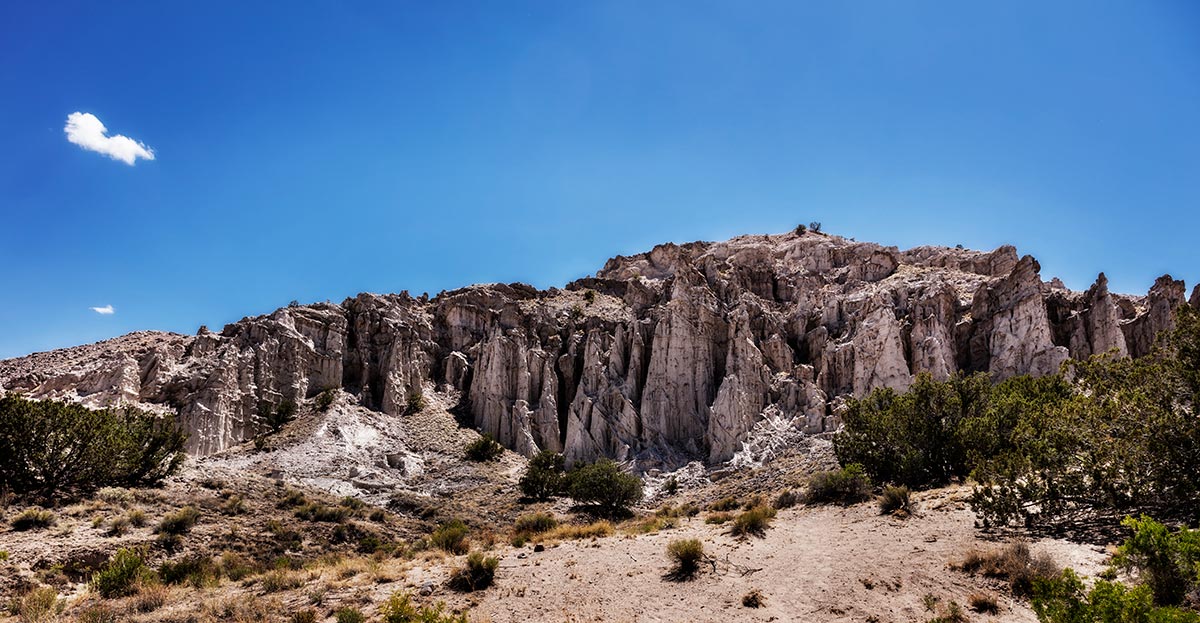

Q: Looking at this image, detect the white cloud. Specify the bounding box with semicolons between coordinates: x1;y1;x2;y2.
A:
64;112;155;165
90;305;115;315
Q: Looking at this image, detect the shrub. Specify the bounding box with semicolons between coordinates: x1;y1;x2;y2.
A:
773;490;798;510
157;506;200;535
380;591;468;623
294;503;349;523
514;512;557;535
806;464;872;505
263;400;297;432
538;520;614;541
159;555;219;587
519;450;565;500
11;508;56;531
666;538;706;579
448;551;499;592
291;610;318;623
96;487;133;505
335;607;365;623
955;542;1059;597
1110;515;1200;607
107;515;131;536
808;221;822;232
705;512;735;525
565;460;643;516
793;224;807;235
132;582;169;613
708;497;740;512
277;489;307;509
126;508;147;527
92;548;151;598
879;485;914;517
973;307;1200;529
0;395;186;500
75;604;117;623
743;589;765;608
315;389;337;411
968;592;998;614
1033;568;1200;623
16;586;58;622
430;520;470;554
927;600;968;623
464;434;504;462
261;569;305;592
583;289;597;305
730;506;777;537
405;388;427;414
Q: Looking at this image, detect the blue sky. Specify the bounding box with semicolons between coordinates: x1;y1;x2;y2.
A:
1;1;1198;359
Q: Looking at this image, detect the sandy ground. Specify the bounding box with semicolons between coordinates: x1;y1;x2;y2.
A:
427;487;1108;623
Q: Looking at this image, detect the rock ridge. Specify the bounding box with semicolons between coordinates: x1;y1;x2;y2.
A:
1;231;1193;467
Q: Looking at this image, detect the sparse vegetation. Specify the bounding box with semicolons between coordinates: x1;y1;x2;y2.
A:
666;538;706;580
519;450;566;500
430;519;470;554
565;459;643;516
708;497;740;511
926;600;968;623
448;551;499;592
879;485;914;517
806;464;872;505
705;511;735;525
464;434;504;462
0;395;185;500
11;507;56;531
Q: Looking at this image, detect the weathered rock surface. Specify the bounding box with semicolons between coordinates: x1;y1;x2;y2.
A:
0;231;1189;467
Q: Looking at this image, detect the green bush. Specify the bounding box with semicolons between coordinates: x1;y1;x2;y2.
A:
519;450;566;500
157;506;200;535
514;512;557;535
565;460;643;516
806;464;872;505
730;506;777;537
666;538;706;579
972;306;1200;529
879;485;914;517
262;400;297;432
1110;516;1200;608
405;388;427;414
448;551;498;592
10;507;56;531
0;395;185;499
1033;568;1200;623
380;591;468;623
315;389;337;411
334;607;365;623
92;548;152;598
464;434;504;462
430;520;470;555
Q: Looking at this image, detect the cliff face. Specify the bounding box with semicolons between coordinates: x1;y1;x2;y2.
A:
0;231;1191;466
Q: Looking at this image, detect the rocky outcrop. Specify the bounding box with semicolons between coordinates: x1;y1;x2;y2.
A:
0;231;1190;467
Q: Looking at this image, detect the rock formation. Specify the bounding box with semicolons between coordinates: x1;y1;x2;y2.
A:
0;231;1190;467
